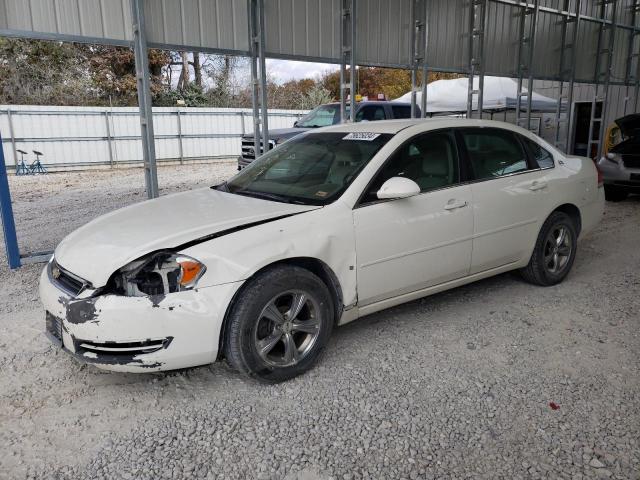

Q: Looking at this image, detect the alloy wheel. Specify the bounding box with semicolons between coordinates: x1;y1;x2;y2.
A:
254;290;322;367
543;225;572;275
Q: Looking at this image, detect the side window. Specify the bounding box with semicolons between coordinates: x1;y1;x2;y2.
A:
362;130;459;203
462;129;530;180
356;105;387;122
391;105;411;119
521;136;555;169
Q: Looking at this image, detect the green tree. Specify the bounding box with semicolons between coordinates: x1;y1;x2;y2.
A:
84;45;170;106
0;38;91;105
320;67;461;101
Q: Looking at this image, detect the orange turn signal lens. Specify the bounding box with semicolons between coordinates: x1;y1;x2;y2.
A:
177;259;204;286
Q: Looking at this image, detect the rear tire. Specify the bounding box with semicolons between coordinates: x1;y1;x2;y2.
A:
604;185;628;202
520;211;577;286
224;265;334;383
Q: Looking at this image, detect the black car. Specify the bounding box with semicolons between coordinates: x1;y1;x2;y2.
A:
598;114;640;201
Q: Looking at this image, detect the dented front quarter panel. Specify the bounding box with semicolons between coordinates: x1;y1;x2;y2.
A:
183;201;359;322
39;268;242;372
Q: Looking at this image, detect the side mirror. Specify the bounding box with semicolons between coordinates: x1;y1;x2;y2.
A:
293;121;299;128
376;177;420;200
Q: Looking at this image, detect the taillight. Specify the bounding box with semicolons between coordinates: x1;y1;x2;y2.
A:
596;164;604;187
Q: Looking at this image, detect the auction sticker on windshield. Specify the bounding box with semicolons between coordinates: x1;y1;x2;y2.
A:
343;132;381;141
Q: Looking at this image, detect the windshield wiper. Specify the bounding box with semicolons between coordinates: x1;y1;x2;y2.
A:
234;189;306;204
212;181;230;192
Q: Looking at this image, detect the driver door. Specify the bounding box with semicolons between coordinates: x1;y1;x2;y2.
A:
353;129;474;306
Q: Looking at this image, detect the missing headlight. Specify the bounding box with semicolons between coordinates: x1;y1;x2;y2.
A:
112;252;206;297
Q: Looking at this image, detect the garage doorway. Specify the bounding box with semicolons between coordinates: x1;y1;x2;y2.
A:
571;101;603;158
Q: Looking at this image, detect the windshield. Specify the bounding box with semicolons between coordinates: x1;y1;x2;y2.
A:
222;132;392;205
296;104;348;128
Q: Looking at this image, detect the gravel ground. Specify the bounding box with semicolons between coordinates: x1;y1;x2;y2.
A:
0;165;639;480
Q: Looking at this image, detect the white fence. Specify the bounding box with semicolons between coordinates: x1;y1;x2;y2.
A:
0;105;308;170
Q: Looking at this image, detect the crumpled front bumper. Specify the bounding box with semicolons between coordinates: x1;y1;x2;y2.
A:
39;268;242;372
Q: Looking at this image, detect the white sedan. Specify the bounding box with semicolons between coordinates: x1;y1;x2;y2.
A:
40;119;604;382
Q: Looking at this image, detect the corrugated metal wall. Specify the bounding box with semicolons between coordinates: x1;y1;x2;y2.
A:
0;106;307;169
1;0;133;42
1;0;638;86
355;0;412;68
533;80;634;136
143;0;249;52
264;0;341;60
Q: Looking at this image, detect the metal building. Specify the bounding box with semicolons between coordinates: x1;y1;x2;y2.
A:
1;0;639;267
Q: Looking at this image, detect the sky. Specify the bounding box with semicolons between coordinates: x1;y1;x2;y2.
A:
265;59;338;83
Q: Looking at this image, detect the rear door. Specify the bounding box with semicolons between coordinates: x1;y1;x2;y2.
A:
459;128;554;274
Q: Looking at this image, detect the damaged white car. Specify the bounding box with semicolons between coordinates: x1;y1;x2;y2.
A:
40;119;604;382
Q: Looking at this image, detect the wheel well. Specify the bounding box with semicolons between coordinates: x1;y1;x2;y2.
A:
217;257;344;359
553;204;582;236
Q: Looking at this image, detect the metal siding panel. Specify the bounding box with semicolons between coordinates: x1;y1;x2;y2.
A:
615;0;634;26
575;19;600;82
306;0;320;57
232;0;249;51
181;0;202;47
161;0;184;45
78;0;105;37
216;0;234;50
144;0;166;44
27;0;56;32
5;0;34;30
356;0;411;66
0;0;8;29
264;0;280;52
364;0;383;65
53;0;81;35
273;0;294;55
99;0;127;40
532;10;562;79
611;27;628;83
427;0;469;72
318;0;339;59
199;0;220;49
292;0;307;56
484;2;520;76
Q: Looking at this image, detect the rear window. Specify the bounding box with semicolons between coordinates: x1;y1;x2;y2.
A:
391;105;412;119
521;136;554;169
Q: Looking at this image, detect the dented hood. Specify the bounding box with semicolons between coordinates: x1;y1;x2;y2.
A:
54;188;320;286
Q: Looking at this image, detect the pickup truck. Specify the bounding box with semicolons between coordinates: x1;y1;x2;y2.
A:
238;100;419;169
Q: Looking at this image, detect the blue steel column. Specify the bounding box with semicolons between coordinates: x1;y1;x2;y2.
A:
0;134;21;269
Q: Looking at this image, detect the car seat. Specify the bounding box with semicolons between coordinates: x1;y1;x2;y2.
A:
414;138;453;191
326;142;364;186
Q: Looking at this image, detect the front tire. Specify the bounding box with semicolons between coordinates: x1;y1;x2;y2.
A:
520;211;577;286
224;265;334;383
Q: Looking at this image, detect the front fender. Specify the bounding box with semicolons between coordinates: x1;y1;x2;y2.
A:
182;203;358;309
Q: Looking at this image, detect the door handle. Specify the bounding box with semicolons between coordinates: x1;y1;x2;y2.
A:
529;180;548;191
444;199;468;210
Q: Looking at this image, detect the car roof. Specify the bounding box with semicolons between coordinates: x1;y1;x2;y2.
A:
312;117;534;135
